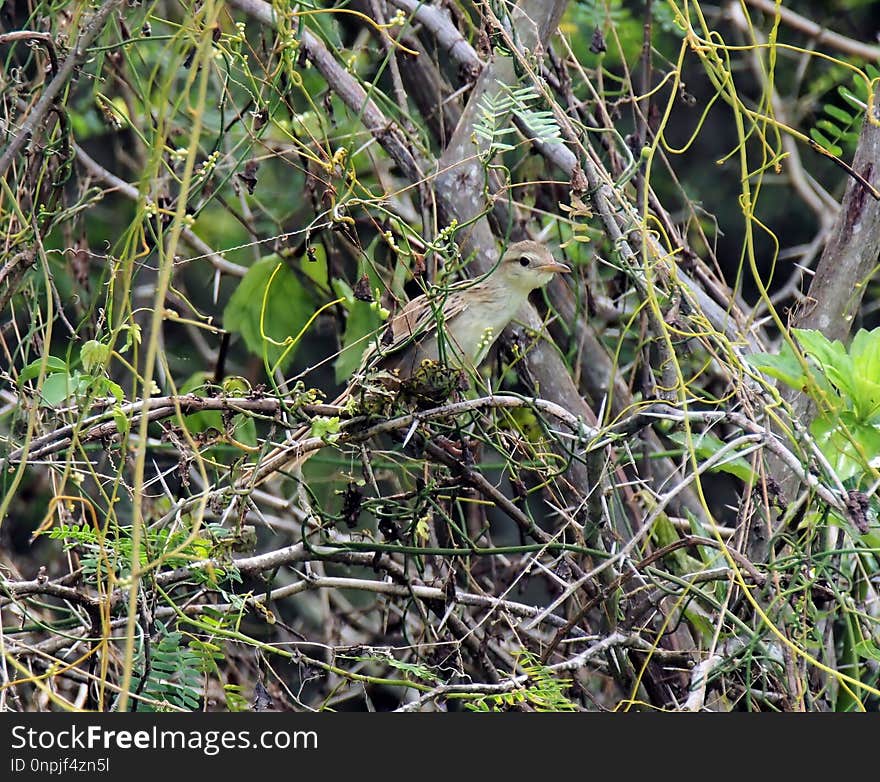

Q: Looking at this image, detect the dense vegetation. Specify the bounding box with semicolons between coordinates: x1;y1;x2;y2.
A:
2;0;880;711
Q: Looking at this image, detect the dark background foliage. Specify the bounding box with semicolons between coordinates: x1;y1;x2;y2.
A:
2;0;880;712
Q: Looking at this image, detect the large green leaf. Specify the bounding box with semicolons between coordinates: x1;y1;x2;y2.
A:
848;328;880;421
795;329;855;402
667;430;756;482
41;372;77;407
335;300;381;384
744;345;808;391
849;328;880;377
37;370;113;408
18;355;68;385
811;412;880;483
849;373;880;422
223;256;315;374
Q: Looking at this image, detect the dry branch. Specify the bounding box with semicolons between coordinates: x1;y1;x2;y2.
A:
0;0;126;177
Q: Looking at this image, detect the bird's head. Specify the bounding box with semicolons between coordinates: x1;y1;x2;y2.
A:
498;240;570;293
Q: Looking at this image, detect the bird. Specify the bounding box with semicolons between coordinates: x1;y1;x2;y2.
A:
239;239;570;485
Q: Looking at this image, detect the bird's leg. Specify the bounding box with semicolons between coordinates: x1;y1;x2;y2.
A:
459;433;476;468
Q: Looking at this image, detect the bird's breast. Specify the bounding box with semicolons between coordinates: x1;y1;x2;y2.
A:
431;292;524;369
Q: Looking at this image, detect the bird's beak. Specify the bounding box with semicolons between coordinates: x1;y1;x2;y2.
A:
540;260;571;274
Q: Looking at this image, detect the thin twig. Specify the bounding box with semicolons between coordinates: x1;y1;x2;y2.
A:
0;0;126;178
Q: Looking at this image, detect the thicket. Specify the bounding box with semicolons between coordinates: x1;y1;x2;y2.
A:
2;0;880;711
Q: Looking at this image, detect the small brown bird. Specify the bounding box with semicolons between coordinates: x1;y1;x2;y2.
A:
240;240;569;485
368;239;570;376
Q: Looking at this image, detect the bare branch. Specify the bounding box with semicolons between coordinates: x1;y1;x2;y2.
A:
0;0;126;178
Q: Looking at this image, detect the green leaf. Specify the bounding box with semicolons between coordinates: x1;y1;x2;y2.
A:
683;607;715;641
119;323;141;355
112;405;130;436
19;356;68;385
335;300;381;383
838;86;867;110
310;416;340;441
795;329;846;368
331;277;354;305
809;128;843;157
810;413;880;483
223;256;315;374
666;430;756;482
684;508;726;572
231;413;257;448
300;243;328;288
40;372;74;407
221;376;249;396
849;328;880;419
744;346;807;391
860;530;880;550
348;653;441;684
651;513;701;572
180;371;223;434
855;638;880;663
795;329;855;401
849;375;880;422
815;118;843;135
415;513;430;543
80;339;110;374
823;104;854;124
98;377;125;403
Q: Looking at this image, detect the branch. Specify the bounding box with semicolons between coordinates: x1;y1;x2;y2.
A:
74;143;248;277
5;393;318;462
0;31;59;76
743;0;880;62
225;0;427;183
395;631;690;711
794;83;880;340
0;249;37;312
0;0;126;178
6;391;598;465
387;0;484;75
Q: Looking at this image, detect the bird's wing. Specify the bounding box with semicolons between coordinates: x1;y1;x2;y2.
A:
238;283;479;488
360;285;471;371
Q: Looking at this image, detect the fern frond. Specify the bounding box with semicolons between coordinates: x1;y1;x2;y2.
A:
129;621;206;712
473;84;562;160
464;650;578;712
810;64;879;157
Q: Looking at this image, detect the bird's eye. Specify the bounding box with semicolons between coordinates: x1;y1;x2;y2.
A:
519;256;530;267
